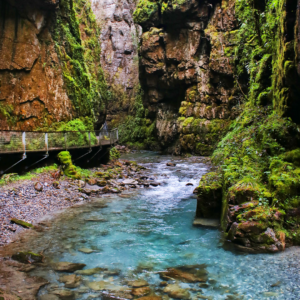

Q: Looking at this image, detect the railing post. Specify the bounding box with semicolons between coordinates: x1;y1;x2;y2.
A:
88;132;91;149
45;133;48;155
64;132;67;150
22;132;26;159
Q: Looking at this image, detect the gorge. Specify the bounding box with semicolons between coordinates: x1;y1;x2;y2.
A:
1;0;300;299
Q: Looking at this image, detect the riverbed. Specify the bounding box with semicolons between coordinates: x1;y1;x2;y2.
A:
2;152;300;299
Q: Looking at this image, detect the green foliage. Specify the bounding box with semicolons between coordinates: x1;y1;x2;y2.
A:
110;147;121;161
133;0;159;25
118;85;157;149
0;165;58;186
0;102;16;126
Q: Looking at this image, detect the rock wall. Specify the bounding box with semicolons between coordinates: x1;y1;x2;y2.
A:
134;0;242;154
91;0;141;128
196;0;300;253
0;0;108;131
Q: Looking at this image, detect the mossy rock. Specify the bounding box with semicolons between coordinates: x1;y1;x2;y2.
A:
11;218;34;229
57;151;81;179
12;251;43;264
196;171;223;218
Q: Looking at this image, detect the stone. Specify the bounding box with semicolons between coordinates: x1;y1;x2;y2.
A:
159;281;168;287
122;179;138;185
163;284;190;300
75;267;106;276
78;180;86;188
193;218;219;228
270;281;281;287
128;280;149;288
11;218;34;229
34;182;43;191
59;274;81;288
12;252;43;264
186;183;194;186
160;268;207;283
263;292;278;297
51;289;75;300
40;295;60;300
198;283;209;288
149;182;160;187
53;181;60;189
52;262;86;272
78;247;95;254
166;163;176;167
136;297;162;300
87;281;111;291
131;286;151;297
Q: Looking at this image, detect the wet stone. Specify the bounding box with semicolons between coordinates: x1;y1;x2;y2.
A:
52;262;86;272
40;295;60;300
163;284;190;299
59;274;81;288
75;267;106;276
11;251;43;264
128;279;149;288
78;247;95;254
51;289;75;300
131;286;151;297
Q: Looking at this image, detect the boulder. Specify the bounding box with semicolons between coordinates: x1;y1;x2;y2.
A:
59;274;81;288
131;286;151;297
12;251;43;264
75;267;106;275
163;284;190;299
52;262;86;272
128;280;149;288
51;289;75;300
40;295;60;300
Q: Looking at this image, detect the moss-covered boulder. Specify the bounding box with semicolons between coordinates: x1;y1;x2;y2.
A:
12;251;43;264
57;151;81;180
196;171;223;219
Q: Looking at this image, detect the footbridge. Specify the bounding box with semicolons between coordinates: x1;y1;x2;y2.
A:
0;128;118;174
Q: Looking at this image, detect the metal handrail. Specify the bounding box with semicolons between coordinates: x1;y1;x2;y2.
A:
0;128;119;155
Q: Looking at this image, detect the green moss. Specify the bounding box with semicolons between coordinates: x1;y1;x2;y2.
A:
53;0;109;125
11;219;34;229
0;165;58;186
57;151;81;179
110;147;120;161
12;251;43;264
133;0;159;25
118;85;157;149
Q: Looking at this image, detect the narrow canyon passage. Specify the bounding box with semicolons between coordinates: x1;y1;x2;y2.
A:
9;152;300;300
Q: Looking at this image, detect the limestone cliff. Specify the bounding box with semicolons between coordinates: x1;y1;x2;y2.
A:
0;0;108;131
134;0;241;154
91;0;141;128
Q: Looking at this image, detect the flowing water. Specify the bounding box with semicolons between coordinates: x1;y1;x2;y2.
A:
25;152;300;299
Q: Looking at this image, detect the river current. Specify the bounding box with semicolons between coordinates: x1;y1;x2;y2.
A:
27;152;300;299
